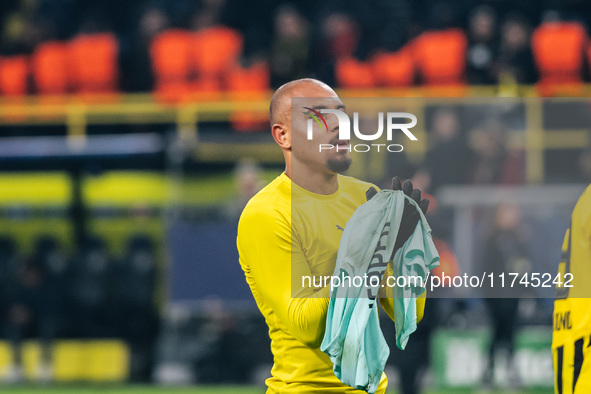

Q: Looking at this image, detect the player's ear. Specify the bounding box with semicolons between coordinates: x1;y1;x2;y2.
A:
272;123;291;150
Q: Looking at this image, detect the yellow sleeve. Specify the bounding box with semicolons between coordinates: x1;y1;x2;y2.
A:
379;263;426;323
380;292;426;323
238;201;330;348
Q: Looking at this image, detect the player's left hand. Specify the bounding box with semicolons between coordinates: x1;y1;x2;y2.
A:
366;176;429;252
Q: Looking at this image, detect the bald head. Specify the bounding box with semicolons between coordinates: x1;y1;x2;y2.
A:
269;78;336;128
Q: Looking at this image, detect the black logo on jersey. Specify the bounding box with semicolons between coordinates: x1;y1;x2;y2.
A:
336;225;344;231
554;311;573;331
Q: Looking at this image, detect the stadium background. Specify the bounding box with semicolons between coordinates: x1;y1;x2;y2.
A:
0;0;590;392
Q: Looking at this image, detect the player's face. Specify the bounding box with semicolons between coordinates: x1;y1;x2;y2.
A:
290;87;352;175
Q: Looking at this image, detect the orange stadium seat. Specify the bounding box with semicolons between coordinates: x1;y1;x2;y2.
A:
412;28;467;95
227;62;270;98
191;26;243;99
192;26;243;77
150;29;193;103
190;75;224;101
69;33;119;96
372;47;414;87
335;57;375;89
532;22;586;96
228;61;270;132
32;41;69;95
0;55;28;96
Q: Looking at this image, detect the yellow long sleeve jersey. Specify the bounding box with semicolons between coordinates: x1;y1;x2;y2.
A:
237;173;424;393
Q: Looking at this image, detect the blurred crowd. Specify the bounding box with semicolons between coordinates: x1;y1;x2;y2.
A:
1;0;591;96
378;105;589;190
0;234;159;382
415;107;523;194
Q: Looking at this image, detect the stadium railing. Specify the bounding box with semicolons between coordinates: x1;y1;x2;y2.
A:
0;88;589;184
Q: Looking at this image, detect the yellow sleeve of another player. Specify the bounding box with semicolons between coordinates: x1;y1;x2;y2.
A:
238;201;330;348
380;292;426;323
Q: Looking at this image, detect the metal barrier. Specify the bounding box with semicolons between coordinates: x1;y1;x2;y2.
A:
0;89;589;183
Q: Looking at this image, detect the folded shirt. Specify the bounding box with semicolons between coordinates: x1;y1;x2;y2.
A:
321;190;440;393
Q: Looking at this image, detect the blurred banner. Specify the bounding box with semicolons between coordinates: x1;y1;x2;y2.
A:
167;220;253;304
432;328;553;389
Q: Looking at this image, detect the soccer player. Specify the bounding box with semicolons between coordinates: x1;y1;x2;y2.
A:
553;184;591;394
237;78;428;393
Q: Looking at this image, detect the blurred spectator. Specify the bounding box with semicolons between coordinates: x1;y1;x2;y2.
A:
113;235;159;382
480;204;530;389
4;259;47;383
120;7;168;92
314;13;359;86
408;167;431;195
191;0;227;31
270;5;310;87
0;0;37;54
466;5;497;85
224;158;265;220
495;14;536;85
0;237;18;302
371;0;412;53
139;9;169;48
71;237;114;337
32;237;70;380
424;107;472;194
424;0;458;31
468;118;524;184
0;238;20;382
194;299;255;383
320;13;359;63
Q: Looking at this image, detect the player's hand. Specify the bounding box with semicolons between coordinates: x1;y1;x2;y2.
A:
366;176;429;252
